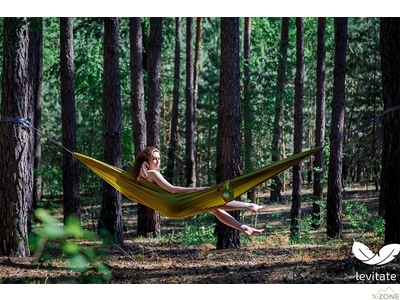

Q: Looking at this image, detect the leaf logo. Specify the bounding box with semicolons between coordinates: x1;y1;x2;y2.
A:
352;240;400;265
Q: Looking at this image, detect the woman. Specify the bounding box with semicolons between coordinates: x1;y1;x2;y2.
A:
132;146;264;237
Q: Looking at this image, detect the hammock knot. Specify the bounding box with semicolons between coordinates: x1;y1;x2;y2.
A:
0;116;32;128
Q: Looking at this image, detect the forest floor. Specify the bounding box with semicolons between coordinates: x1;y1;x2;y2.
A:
0;183;399;285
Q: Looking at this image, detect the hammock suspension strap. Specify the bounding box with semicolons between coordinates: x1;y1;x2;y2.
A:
0;116;72;154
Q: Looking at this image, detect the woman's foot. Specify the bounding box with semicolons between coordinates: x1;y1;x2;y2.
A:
241;225;264;237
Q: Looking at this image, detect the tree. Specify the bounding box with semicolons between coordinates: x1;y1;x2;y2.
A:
243;17;255;201
147;17;162;149
185;17;196;187
193;17;203;120
290;17;304;240
130;17;147;156
166;17;182;183
327;17;348;239
271;17;290;202
312;17;327;229
216;17;241;249
98;17;124;244
60;17;80;222
138;17;162;237
380;17;400;244
28;17;43;233
0;17;32;257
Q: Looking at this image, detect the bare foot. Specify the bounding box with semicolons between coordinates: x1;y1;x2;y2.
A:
241;225;264;237
248;203;263;214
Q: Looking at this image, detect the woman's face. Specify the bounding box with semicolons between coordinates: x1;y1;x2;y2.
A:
148;151;161;170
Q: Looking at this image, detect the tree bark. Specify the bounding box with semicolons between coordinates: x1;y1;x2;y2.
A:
290;17;304;240
139;17;162;237
130;17;147;156
379;17;400;244
312;17;326;229
166;17;182;183
0;17;32;257
28;17;43;234
243;17;255;201
146;17;162;149
60;17;80;223
327;17;348;239
98;17;124;244
193;17;203;120
271;17;289;202
185;17;196;187
216;17;241;249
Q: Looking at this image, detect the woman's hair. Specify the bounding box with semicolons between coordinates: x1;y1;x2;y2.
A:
131;146;160;182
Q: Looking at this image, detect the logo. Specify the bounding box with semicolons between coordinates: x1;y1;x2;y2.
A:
372;286;399;300
352;240;400;265
221;190;231;201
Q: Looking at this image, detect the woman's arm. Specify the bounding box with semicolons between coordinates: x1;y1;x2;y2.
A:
146;170;207;194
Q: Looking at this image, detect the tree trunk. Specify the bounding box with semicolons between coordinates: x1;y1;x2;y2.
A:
193;17;203;118
327;17;348;239
60;17;80;223
166;17;181;183
147;17;162;149
380;17;400;244
271;17;289;202
216;17;241;249
185;17;196;187
139;17;162;237
290;17;304;241
193;17;203;185
98;17;124;244
130;17;147;156
243;17;255;201
312;17;326;229
28;17;43;234
0;17;32;257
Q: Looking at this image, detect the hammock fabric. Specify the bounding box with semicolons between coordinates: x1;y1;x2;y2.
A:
73;147;322;219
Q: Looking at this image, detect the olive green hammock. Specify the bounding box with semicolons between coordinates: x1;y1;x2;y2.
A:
73;147;322;219
0;117;322;219
5;105;400;219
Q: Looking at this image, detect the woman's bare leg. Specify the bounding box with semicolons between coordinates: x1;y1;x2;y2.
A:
211;208;264;237
219;200;263;214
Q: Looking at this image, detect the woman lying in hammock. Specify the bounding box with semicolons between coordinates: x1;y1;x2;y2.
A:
131;146;264;237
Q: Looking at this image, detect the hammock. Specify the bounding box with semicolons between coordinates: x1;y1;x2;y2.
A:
4;105;400;219
73;146;322;219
